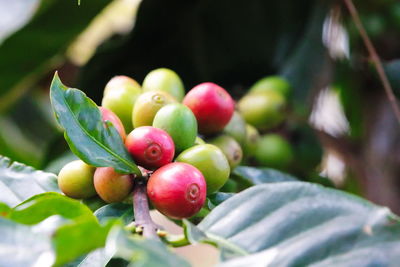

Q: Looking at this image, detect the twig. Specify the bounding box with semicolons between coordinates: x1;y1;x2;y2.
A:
132;173;160;240
343;0;400;124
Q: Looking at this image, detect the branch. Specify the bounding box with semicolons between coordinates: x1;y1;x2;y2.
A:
343;0;400;124
132;173;160;240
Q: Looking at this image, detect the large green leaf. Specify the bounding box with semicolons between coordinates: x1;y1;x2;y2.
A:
0;217;55;267
0;156;60;206
0;90;60;169
232;166;297;187
9;192;95;224
2;193;115;266
0;0;110;111
185;182;400;266
94;203;133;224
105;226;190;267
50;73;140;175
0;1;40;43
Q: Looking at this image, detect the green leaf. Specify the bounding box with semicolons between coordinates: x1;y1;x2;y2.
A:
186;182;400;265
64;248;112;267
94;203;133;224
54;219;114;266
280;2;330;105
105;226;190;267
0;0;111;111
207;192;235;210
233;166;297;186
0;156;60;206
4;192;115;265
9;192;95;225
0;217;55;267
0;93;60;169
50;73;140;175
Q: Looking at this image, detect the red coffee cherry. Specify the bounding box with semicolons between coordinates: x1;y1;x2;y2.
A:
183;82;234;135
125;126;174;169
147;162;207;219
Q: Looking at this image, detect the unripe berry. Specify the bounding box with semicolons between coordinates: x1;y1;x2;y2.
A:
132;91;175;128
58;160;96;199
94;167;134;203
147;162;206;219
209;135;243;169
254;134;293;169
176;144;230;194
223;111;247;144
125;126;174;169
101;76;141;133
243;124;260;157
183;82;234;135
99;107;126;140
142;68;185;101
238;91;286;130
249;76;291;97
153;103;197;153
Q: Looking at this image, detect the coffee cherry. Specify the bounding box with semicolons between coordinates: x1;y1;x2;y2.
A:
147;162;206;219
238;91;286;130
243;124;260;157
254;134;293;169
249;76;291;97
132;91;175;128
209;135;243;169
176;144;230;194
183;82;234;135
153;103;197;153
99;107;126;140
223;111;247;144
142;68;185;101
94;167;134;203
101;76;141;133
58;160;96;199
194;136;206;145
125;126;174;169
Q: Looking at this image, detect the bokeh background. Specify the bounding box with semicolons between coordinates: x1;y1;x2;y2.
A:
1;0;400;224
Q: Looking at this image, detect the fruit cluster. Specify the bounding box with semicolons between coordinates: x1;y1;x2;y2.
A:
58;68;293;219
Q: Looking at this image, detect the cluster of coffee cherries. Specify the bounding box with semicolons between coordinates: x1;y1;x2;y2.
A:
58;68;292;219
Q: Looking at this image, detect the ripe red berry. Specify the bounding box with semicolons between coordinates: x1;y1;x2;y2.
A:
99;107;126;140
125;126;174;169
183;82;234;134
147;162;206;219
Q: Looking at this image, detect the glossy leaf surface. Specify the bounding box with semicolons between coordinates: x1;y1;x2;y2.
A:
50;73;140;175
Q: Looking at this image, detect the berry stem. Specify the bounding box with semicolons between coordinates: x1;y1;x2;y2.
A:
132;173;160;240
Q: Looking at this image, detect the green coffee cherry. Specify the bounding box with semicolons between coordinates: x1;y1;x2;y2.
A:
209;135;243;169
238;91;286;130
132;91;175;128
249;76;291;97
223;111;247;144
194;136;206;145
243;124;260;157
101;76;141;133
254;134;293;169
176;144;230;194
153;103;197;153
58;160;97;199
142;68;185;101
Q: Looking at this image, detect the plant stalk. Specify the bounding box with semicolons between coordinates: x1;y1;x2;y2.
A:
132;174;160;240
343;0;400;124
